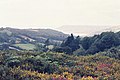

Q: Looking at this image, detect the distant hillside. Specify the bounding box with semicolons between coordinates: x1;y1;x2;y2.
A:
0;27;68;50
57;25;120;36
0;27;68;43
102;26;120;32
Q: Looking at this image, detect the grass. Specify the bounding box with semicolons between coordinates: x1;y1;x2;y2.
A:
13;44;36;50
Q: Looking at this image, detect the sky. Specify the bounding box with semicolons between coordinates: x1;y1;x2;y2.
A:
0;0;120;29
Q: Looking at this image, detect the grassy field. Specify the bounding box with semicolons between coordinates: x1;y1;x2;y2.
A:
13;44;36;50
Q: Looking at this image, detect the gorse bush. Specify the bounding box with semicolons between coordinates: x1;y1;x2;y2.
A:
0;50;120;80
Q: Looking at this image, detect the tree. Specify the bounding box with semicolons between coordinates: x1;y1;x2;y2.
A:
95;32;120;51
60;34;81;54
69;36;80;51
85;32;120;54
81;37;92;50
61;34;74;47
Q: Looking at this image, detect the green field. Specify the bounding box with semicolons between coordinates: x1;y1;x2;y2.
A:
13;44;36;50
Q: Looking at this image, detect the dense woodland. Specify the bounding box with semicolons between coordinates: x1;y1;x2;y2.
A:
0;30;120;80
54;31;120;55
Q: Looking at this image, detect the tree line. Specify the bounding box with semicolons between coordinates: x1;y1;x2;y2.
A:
53;31;120;55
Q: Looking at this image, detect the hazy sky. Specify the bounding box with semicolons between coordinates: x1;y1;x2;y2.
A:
0;0;120;29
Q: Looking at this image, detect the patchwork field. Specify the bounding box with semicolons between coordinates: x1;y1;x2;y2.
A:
13;44;36;50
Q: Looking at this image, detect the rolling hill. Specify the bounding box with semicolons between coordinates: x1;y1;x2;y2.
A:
0;27;68;43
0;27;68;50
